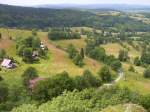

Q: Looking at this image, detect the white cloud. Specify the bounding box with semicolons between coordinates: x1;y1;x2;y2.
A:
0;0;150;6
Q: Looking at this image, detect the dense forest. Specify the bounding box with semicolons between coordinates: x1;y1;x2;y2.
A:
0;4;150;31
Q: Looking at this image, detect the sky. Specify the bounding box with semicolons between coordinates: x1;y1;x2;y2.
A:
0;0;150;6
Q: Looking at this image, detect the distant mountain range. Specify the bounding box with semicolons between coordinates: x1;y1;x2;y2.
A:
35;4;150;11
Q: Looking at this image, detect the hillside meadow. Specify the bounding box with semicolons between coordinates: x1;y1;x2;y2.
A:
0;28;102;87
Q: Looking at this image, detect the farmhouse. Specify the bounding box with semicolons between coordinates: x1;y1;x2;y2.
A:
40;42;45;50
1;59;15;69
32;51;39;59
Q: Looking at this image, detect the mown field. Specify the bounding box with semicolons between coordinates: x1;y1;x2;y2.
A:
101;42;140;59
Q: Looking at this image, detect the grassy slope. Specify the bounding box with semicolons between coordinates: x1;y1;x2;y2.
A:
51;38;86;50
101;42;150;94
46;32;150;94
101;42;140;59
41;33;102;75
0;28;101;87
0;27;150;94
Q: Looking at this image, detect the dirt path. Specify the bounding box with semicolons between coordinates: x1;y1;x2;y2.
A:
41;37;69;63
101;70;124;88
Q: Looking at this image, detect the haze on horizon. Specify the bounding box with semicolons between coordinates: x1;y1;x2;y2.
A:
0;0;150;6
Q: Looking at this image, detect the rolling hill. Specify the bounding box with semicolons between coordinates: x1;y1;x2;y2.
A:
0;4;150;32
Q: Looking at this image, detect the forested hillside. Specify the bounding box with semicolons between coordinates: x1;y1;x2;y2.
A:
0;4;150;31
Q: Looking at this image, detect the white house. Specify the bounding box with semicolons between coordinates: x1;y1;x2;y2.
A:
40;42;45;50
1;59;15;69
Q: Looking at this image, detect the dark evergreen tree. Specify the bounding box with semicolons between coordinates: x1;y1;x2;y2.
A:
0;82;8;103
134;57;141;66
143;66;150;78
80;48;85;59
118;50;129;62
73;54;84;67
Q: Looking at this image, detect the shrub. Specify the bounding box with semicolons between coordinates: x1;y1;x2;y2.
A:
110;60;122;71
98;66;112;83
143;66;150;78
134;57;141;66
118;50;129;62
128;65;135;72
22;67;38;87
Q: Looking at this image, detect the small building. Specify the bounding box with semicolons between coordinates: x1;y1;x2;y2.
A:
1;59;15;69
32;51;39;59
40;42;45;50
29;77;45;89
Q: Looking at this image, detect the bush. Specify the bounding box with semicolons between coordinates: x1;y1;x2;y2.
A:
0;82;9;103
143;66;150;78
32;71;74;101
0;49;6;60
140;94;150;111
22;48;33;63
110;60;122;71
128;65;135;72
134;57;141;66
98;66;112;83
67;44;78;59
118;50;129;62
22;67;38;87
0;76;3;81
48;28;81;40
82;70;101;87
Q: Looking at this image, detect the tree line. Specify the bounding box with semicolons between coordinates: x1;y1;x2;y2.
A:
0;4;150;32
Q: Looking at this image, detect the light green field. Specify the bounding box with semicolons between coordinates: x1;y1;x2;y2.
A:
101;43;140;59
101;42;150;94
118;71;150;95
51;37;86;50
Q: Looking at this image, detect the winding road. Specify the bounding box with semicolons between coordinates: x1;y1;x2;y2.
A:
101;70;124;88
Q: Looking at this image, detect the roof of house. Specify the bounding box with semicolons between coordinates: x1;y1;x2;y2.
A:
1;59;11;67
32;51;39;57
